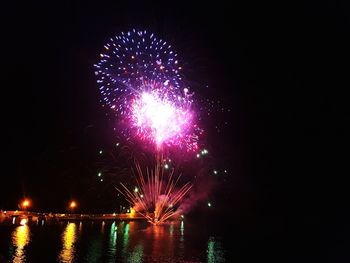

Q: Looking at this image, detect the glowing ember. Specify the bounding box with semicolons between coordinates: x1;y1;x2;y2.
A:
132;91;193;148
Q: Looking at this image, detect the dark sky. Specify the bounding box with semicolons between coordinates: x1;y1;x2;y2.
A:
2;1;242;212
2;1;350;256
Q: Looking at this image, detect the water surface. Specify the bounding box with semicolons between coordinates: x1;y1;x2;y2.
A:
0;219;227;262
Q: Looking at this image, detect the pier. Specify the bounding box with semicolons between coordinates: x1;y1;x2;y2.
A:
0;210;145;223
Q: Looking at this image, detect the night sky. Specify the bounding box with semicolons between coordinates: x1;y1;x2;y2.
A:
2;1;350;259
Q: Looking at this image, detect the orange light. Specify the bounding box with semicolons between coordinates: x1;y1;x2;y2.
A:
22;200;30;208
129;208;136;218
69;201;76;209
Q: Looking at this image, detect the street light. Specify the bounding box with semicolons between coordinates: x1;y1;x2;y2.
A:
69;201;77;213
21;199;31;211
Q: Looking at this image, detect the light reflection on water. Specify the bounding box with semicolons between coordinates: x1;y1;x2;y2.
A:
207;236;226;263
2;220;226;262
58;222;77;263
108;221;117;258
11;224;30;263
128;244;144;263
146;224;175;261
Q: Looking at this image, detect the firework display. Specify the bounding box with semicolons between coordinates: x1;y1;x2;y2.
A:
118;162;192;224
94;29;199;151
95;29;212;224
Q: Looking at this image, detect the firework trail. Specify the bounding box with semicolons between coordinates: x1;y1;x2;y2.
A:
94;29;200;152
117;161;192;225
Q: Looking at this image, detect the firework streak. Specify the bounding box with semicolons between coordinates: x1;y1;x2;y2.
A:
117;162;192;224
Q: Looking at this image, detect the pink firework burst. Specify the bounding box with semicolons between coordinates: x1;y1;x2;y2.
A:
130;86;198;151
95;29;202;152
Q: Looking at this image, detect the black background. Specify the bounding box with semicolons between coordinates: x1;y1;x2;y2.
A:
1;1;350;261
